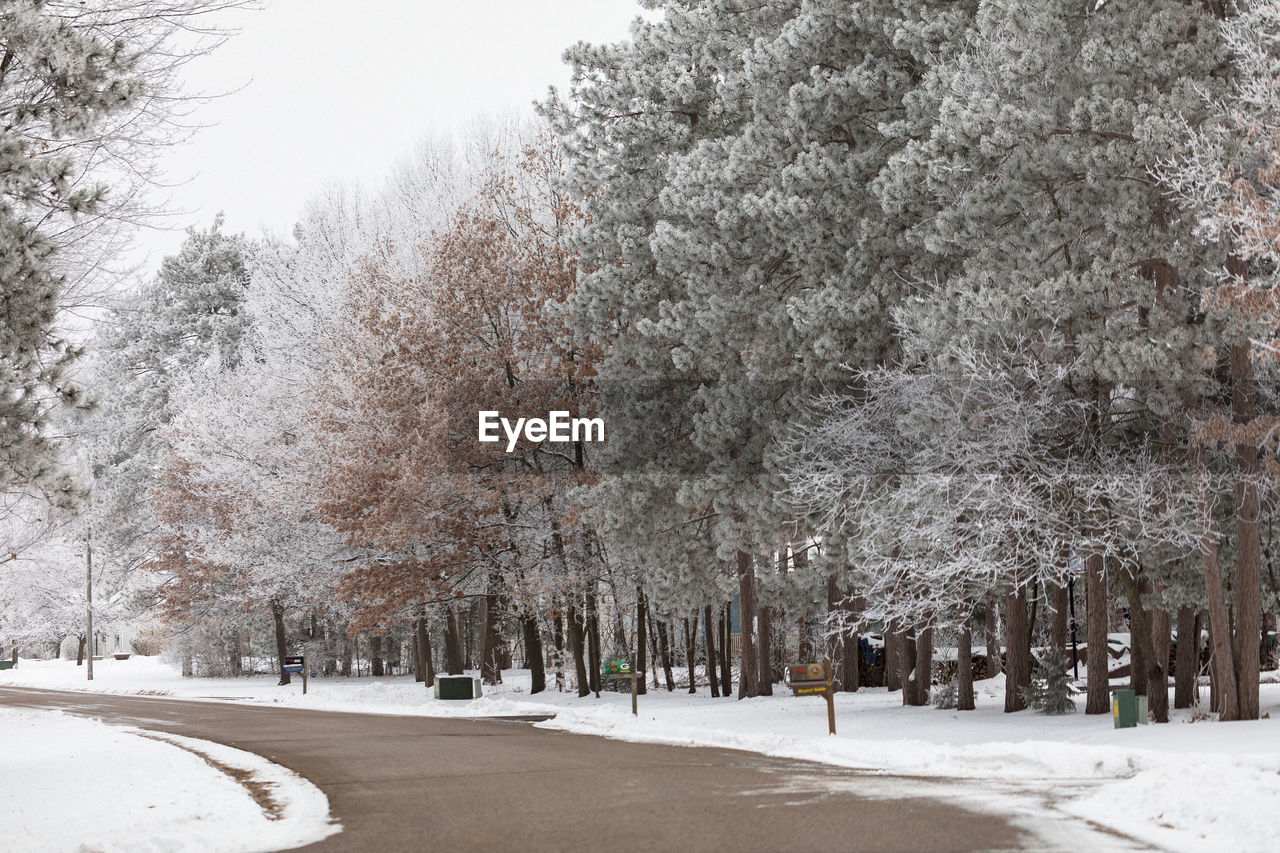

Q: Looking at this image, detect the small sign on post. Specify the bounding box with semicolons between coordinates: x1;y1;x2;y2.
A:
283;655;307;695
603;660;643;716
788;656;836;735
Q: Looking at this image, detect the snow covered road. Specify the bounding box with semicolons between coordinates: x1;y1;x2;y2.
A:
6;657;1278;851
0;684;1130;853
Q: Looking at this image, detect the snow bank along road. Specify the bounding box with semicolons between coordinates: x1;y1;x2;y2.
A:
0;686;1131;852
1;704;337;852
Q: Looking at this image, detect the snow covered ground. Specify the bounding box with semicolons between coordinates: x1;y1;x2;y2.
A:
4;655;1278;852
0;698;339;852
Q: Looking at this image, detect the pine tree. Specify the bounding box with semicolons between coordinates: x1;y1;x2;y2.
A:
0;1;143;506
872;0;1229;716
88;217;251;557
1;0;249;511
545;0;980;697
1020;648;1077;715
1158;0;1280;722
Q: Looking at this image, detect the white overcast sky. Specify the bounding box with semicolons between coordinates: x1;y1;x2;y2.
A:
136;0;643;272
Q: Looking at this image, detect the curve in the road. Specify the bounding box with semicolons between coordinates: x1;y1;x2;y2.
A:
0;686;1114;853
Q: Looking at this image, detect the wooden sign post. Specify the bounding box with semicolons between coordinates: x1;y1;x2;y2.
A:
787;656;837;735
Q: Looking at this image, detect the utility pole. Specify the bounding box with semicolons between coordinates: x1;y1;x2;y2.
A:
86;526;93;682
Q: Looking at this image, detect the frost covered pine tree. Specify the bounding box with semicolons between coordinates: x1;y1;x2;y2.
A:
0;1;143;507
88;217;251;558
1158;0;1280;722
546;0;979;699
875;0;1229;717
1;0;251;513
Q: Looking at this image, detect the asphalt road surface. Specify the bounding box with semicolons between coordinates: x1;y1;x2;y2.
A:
0;686;1101;852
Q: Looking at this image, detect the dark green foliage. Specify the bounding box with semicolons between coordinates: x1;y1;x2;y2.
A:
1020;648;1077;715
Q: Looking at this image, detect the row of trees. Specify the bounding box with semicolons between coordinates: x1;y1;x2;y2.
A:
6;1;1280;727
539;0;1280;721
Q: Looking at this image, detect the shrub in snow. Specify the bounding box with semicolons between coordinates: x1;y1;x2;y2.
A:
933;678;959;710
1019;648;1076;715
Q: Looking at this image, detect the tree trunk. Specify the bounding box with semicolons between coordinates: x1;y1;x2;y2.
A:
635;588;648;695
229;631;242;677
419;616;435;688
984;600;1002;679
736;550;760;699
1152;601;1172;712
1117;565;1168;723
684;615;697;694
1004;585;1030;712
884;623;902;692
613;606;630;663
1174;606;1200;709
388;628;402;675
1130;598;1148;697
827;577;859;692
840;594;861;692
1231;343;1262;721
758;603;774;695
76;635;85;666
568;602;590;697
371;634;384;678
341;637;352;677
1208;608;1221;712
646;604;661;690
443;605;464;675
656;619;675;691
1202;512;1240;719
553;610;566;692
794;546;814;664
909;626;933;707
586;591;602;696
462;604;473;669
413;617;426;683
272;601;290;686
522;616;545;694
704;605;720;698
958;622;975;711
480;582;503;685
898;628;915;705
799;618;813;662
1085;552;1110;714
1051;583;1069;651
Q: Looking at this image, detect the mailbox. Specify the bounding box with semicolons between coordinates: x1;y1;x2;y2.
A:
789;663;825;683
788;661;830;696
788;658;837;734
283;655;304;675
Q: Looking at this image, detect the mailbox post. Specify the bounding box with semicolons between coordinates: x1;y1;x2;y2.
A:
788;656;837;735
284;655;307;695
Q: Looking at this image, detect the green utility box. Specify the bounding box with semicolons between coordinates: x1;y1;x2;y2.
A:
434;675;482;700
1112;688;1149;728
0;660;13;671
